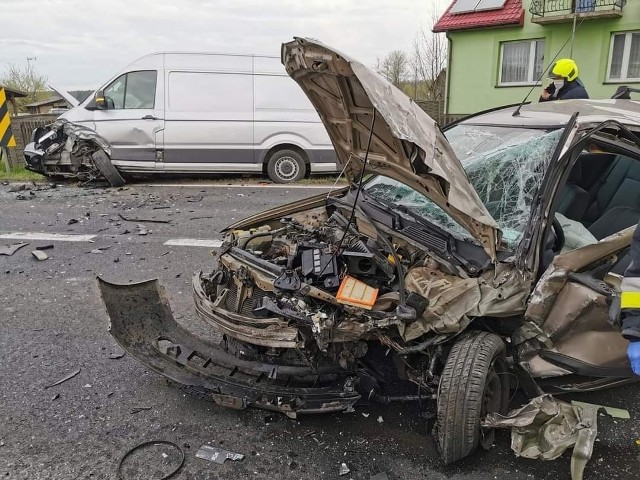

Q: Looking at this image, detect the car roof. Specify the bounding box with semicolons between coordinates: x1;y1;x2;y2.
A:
458;99;640;129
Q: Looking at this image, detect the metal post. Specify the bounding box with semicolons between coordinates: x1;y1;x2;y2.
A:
570;0;579;57
1;147;10;174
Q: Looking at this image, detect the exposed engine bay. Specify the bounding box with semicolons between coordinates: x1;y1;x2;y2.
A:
191;191;529;399
22;120;125;186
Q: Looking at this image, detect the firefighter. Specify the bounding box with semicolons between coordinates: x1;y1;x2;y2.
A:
540;58;589;102
621;221;640;375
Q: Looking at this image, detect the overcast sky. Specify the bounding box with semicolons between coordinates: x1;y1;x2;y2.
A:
1;0;449;90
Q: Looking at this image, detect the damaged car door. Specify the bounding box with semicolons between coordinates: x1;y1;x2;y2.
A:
516;125;640;388
89;70;164;170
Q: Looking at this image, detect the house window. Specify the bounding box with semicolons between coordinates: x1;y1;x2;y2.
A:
499;39;545;86
608;31;640;82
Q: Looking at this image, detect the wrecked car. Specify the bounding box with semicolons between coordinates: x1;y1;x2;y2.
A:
23;119;126;186
98;38;640;464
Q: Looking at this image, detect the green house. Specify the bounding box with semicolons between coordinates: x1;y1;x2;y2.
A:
434;0;640;116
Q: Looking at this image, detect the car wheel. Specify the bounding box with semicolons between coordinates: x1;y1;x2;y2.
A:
266;149;306;183
91;151;126;187
435;330;509;464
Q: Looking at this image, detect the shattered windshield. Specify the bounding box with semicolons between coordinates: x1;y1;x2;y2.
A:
364;126;563;248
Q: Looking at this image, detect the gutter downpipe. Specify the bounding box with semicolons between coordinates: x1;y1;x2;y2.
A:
445;32;453;118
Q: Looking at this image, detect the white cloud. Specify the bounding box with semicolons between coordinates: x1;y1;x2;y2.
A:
1;0;450;89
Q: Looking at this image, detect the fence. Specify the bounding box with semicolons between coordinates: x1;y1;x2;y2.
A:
5;107;466;169
6;114;58;168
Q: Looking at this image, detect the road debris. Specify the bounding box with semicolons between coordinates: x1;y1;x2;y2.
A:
109;351;125;359
130;406;152;414
67;218;79;225
0;242;29;256
51;393;60;401
571;400;630;419
44;368;81;389
377;415;384;424
370;473;390;480
339;463;350;476
483;394;620;480
195;444;244;464
35;244;54;251
118;213;171;224
117;440;185;480
136;224;149;236
31;250;48;261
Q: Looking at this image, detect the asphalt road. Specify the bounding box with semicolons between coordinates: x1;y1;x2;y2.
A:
1;181;639;480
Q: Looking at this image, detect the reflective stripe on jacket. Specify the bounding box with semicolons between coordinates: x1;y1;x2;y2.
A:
621;221;640;339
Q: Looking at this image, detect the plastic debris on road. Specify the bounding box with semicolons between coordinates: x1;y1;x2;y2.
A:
195;444;244;464
0;242;28;256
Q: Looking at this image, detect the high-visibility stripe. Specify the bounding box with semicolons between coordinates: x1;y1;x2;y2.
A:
621;291;640;309
0;88;17;148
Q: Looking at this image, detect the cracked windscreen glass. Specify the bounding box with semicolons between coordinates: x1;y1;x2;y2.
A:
364;126;563;249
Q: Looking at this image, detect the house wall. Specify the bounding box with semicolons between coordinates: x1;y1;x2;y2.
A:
446;0;640;115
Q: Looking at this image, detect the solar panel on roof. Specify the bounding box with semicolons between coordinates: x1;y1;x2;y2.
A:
475;0;508;11
449;0;481;14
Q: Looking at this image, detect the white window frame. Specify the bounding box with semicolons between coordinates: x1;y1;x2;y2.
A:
498;39;545;87
607;31;640;83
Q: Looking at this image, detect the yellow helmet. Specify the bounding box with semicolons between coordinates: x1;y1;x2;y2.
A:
550;59;579;82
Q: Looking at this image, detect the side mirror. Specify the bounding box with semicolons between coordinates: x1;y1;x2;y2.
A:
94;90;107;109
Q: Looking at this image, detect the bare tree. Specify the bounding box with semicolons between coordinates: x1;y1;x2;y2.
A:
1;60;48;111
378;50;409;88
412;10;448;101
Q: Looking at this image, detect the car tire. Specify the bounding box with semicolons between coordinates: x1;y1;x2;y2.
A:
91;151;126;187
435;330;509;464
266;149;306;183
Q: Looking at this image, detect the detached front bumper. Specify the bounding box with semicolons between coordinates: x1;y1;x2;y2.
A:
97;277;360;416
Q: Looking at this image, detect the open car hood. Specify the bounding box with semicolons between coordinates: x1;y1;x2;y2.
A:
282;38;501;259
48;84;79;108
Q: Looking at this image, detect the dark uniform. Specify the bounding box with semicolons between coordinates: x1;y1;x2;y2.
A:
621;221;640;374
539;78;590;102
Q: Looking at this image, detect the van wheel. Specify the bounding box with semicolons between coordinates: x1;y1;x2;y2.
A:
266;149;306;183
435;330;509;464
91;151;125;187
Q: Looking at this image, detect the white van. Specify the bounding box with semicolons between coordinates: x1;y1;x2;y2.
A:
24;52;337;183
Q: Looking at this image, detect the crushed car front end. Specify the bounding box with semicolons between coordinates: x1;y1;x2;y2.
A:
23;119;125;186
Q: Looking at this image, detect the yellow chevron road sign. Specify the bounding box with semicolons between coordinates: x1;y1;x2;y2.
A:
0;88;17;147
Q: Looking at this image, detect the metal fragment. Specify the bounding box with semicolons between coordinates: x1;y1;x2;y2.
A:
118;213;171;224
484;395;602;480
44;368;81;389
571;400;630;419
195;444;244;464
339;463;350;476
0;242;28;256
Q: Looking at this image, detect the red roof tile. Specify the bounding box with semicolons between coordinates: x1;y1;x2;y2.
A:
433;0;524;33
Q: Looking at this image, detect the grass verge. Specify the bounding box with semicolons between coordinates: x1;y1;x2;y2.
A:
0;166;44;182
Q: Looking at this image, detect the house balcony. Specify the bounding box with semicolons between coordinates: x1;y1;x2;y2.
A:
529;0;625;24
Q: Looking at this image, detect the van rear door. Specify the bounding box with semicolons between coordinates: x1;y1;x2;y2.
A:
92;70;164;171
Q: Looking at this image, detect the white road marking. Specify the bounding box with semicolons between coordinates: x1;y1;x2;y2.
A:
0;232;97;242
163;238;223;248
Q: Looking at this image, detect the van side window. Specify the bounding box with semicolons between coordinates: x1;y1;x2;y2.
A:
103;70;157;109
